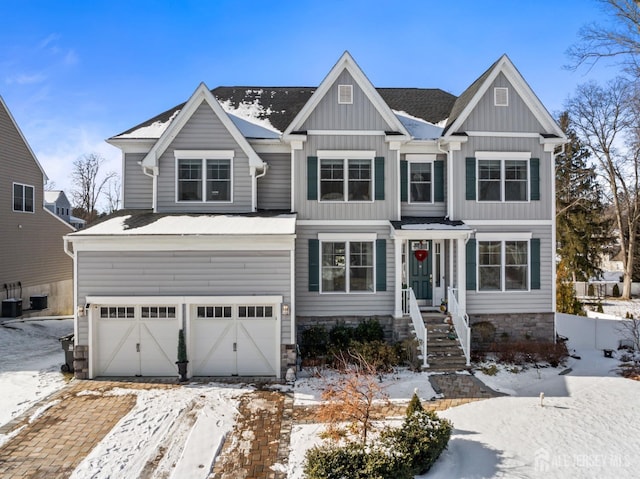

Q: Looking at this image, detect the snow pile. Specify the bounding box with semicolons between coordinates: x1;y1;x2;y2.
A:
70;384;248;479
116;109;181;139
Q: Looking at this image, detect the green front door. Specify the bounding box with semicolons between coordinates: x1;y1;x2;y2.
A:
409;240;432;301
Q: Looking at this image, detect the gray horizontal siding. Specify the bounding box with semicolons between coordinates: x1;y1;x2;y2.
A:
465;224;553;315
460;72;544;133
301;70;391;131
76;250;292;345
295;224;395;317
156;101;252;213
452;137;552;221
123;153;152;209
401;153;448;217
258;153;291;210
295;135;398;220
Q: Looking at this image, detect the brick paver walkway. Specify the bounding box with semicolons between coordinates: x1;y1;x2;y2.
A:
0;380;175;479
429;372;505;399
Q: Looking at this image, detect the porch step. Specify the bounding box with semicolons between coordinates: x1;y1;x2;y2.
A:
420;311;470;372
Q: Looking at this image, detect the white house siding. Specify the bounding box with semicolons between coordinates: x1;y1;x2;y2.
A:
257;153;291;210
465;224;553;314
155;101;252;213
76;250;292;345
123;153;153;209
452;136;552;222
295;223;395;317
400;153;448;217
294;134;398;220
300;70;390;131
460;73;545;133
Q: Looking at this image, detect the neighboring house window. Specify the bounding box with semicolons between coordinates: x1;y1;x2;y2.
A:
175;150;234;203
321;240;374;293
13;183;34;212
476;152;529;202
478;240;528;291
318;151;374;202
409;162;432;203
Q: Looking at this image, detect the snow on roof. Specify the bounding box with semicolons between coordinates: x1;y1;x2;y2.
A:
218;98;282;135
70;214;297;236
394;110;444;140
44;191;62;204
227;112;280;139
116;109;181;139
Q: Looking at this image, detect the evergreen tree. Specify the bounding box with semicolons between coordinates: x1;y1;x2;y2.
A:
556;260;585;315
556;111;611;282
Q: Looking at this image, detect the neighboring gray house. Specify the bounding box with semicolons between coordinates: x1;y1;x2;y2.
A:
44;190;86;229
65;52;565;379
0;96;74;316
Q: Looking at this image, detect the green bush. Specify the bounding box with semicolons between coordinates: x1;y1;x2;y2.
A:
177;329;188;362
406;391;424;416
354;318;385;342
329;322;354;350
613;283;620;297
348;340;399;371
300;325;329;359
596;302;604;313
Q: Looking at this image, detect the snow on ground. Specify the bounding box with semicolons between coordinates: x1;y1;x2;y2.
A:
70;384;248;479
0;318;73;438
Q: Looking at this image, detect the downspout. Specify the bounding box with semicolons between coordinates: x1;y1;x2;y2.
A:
436;139;452;220
551;144;565;325
140;163;158;212
251;163;269;212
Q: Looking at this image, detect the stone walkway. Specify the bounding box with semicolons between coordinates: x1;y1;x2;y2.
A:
0;373;501;478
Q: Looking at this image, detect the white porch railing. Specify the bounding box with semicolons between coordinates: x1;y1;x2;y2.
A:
402;288;428;369
448;286;471;366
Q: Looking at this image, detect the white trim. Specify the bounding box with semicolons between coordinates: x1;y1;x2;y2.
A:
308;130;386;136
291;149;296;212
174;157;234;204
475;238;531;293
464;220;553;226
251;142;291;154
494;87;509;107
318;238;377;294
318;157;374;203
407;159;434;205
318;233;377;241
475;156;530;203
317;150;376;158
297;220;391;226
106;138;156;153
475;151;531;159
466;131;541;138
392;229;471;240
290;249;296;344
174;150;235;159
405;154;436;162
338;84;353;104
86;295;283;306
475;232;532;241
11;182;35;213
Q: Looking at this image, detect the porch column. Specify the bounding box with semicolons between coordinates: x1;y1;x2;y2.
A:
394;237;403;318
456;237;466;312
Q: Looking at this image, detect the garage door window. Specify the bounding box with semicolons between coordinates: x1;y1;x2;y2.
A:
141;306;176;318
238;306;274;318
100;307;134;319
197;306;232;319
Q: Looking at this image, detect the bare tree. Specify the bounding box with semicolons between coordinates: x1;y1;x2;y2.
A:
566;78;640;298
70;153;116;223
567;0;640;77
104;175;122;214
44;180;57;191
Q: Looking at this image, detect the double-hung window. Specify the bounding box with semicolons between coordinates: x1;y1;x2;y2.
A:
320;236;375;293
478;237;529;291
175;150;233;202
318;151;374;202
476;152;529;202
409;162;432;203
13;183;34;213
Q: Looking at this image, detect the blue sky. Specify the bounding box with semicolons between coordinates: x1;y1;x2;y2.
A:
0;0;620;197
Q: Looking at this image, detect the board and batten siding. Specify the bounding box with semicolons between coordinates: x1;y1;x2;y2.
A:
452;137;552;221
76;250;292;345
400;153;448;217
0;100;73;290
295;224;395;317
465;224;553;314
155;101;252;213
295;135;398;220
123;153;153;209
460;73;545;133
300;70;391;131
257;153;291;210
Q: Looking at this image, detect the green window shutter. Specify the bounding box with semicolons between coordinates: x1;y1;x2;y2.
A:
466;239;477;290
400;160;408;202
434;160;444;202
308;239;320;291
307;156;318;201
531;238;541;289
466;157;476;200
374;157;385;200
530;158;540;201
376;239;386;291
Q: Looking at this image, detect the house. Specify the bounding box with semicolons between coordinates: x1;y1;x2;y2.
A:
64;52;565;379
0;96;74;316
44;190;86;230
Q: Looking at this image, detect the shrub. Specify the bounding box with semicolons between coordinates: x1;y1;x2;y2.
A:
348;340;399;371
613;283;620;297
588;283;595;296
396;338;422;371
597;302;604;313
491;341;568;367
300;325;329;359
479;363;499;376
406;391;424;416
329;322;354;350
355;318;385;342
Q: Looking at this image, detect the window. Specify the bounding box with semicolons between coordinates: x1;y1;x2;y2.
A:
338;84;353;104
100;307;135;319
321;241;374;293
478;240;528;291
409;162;432;203
13;183;34;212
197;306;232;319
477;158;528;202
141;306;176;318
320;158;372;201
238;305;274;318
175;151;233;202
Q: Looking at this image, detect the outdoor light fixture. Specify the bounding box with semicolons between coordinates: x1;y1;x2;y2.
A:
282;303;290;316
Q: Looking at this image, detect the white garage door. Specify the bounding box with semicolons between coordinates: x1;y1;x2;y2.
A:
96;305;180;377
192;304;278;376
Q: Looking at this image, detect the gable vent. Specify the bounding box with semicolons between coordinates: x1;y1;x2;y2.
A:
338;84;353;104
494;87;508;107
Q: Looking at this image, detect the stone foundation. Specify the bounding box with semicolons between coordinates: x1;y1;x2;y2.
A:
469;312;555;349
296;315;411;345
73;345;89;379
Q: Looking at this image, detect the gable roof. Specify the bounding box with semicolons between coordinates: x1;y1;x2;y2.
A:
283;51;410;137
443;54;565;138
140;83;264;171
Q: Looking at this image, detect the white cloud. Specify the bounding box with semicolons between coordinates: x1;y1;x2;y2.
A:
5;73;47;85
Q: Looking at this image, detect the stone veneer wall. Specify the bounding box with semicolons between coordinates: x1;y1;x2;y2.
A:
296;315;411;345
73;345;89;379
469;312;555;349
